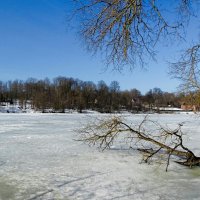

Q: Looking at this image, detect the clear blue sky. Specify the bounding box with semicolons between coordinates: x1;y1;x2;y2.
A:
0;0;199;94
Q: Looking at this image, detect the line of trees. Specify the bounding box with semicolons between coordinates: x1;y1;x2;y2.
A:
0;77;182;113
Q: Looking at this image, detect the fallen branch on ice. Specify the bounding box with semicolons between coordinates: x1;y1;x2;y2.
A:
78;116;200;171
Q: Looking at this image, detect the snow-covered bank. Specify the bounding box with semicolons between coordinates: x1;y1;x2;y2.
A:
0;104;22;113
0;103;100;114
0;113;200;199
0;102;191;114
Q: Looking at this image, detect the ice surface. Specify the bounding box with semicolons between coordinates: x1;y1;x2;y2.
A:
0;113;200;200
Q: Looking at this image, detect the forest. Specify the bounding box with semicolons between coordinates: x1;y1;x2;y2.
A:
0;77;185;113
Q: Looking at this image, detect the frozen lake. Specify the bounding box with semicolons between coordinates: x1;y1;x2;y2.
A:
0;113;200;200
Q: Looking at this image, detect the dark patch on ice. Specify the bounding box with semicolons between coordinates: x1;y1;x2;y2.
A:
109;193;136;200
0;180;17;200
0;161;6;166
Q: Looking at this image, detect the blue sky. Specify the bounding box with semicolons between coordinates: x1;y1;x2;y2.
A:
0;0;199;94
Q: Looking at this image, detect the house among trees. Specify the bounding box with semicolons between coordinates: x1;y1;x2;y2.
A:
181;103;200;112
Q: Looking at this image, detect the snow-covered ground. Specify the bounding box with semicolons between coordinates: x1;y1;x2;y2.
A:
0;104;22;113
0;113;200;200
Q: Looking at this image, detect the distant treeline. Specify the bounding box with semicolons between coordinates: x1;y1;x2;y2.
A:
0;77;182;113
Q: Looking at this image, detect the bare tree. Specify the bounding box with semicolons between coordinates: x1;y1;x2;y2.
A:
78;116;200;171
71;0;195;69
170;44;200;91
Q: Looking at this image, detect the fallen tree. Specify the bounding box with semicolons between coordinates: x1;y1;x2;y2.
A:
79;116;200;171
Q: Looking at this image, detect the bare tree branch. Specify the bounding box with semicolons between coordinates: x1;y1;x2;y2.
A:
70;0;196;69
169;44;200;91
78;116;200;170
